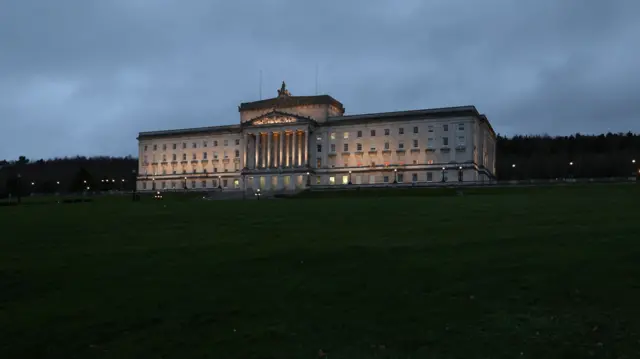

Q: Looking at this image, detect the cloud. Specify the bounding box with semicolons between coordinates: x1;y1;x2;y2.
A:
1;0;638;160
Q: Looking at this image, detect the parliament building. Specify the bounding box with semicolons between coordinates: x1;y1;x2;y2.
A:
136;82;496;192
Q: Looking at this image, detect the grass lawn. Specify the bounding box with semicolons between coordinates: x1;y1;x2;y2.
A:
1;184;640;358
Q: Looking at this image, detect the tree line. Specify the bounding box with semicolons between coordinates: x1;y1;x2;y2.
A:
1;132;639;196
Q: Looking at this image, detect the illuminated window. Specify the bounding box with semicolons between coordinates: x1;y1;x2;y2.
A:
316;177;321;185
343;132;349;139
316;135;322;141
316;158;321;168
342;175;349;184
330;132;336;140
329;176;335;185
234;179;240;188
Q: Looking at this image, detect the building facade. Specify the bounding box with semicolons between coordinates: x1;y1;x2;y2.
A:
136;82;496;191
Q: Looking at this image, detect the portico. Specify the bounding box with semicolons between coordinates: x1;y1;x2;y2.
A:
243;127;310;170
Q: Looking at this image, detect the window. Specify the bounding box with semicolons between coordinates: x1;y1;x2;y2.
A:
383;176;389;183
203;141;208;148
213;179;218;187
223;179;228;187
443;124;449;131
172;170;176;175
413;139;419;148
317;144;322;152
182;143;187;149
384;142;390;150
143;155;148;163
357;143;362;151
213;140;218;147
369;175;376;184
428;125;434;133
398;128;403;135
235;150;240;157
192;153;197;160
399;142;404;149
171;182;176;189
370;129;376;136
144;145;148;152
234;163;240;171
427;172;433;182
370;145;376;151
192;142;197;149
202;152;207;160
412;173;418;182
342;175;349;185
343;132;349;139
182;154;187;161
397;174;404;183
330;144;336;152
458;136;465;144
172;154;176;161
343;143;349;152
428;137;435;148
316;177;321;185
214;167;217;172
223;151;228;159
162;144;167;150
443;171;448;182
191;181;196;188
203;169;207;173
183;169;187;174
385;129;390;136
234;179;240;188
443;137;449;146
329;176;335;185
201;180;206;188
235;139;240;145
412;160;417;164
428;160;434;164
173;143;177;150
330;132;336;140
153;144;157;151
316;158;321;168
413;126;419;134
162;154;166;161
214;152;218;159
357;130;362;138
224;140;228;146
142;182;147;189
458;123;464;131
316;135;322;141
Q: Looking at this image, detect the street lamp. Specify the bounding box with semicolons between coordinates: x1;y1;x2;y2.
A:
306;172;310;187
458;166;463;182
568;161;574;180
348;170;352;185
218;175;222;189
441;166;446;183
393;168;398;184
255;188;261;200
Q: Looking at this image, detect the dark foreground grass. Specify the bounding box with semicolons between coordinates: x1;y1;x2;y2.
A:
1;185;640;358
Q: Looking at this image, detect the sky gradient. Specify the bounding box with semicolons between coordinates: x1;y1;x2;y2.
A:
1;0;639;160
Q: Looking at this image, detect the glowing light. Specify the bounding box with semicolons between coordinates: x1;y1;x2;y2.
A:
569;162;574;166
633;159;636;164
512;164;516;168
31;182;35;185
56;181;60;185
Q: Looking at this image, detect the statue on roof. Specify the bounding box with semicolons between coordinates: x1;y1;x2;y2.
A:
277;81;291;97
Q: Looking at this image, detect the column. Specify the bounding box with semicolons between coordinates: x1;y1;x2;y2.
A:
279;132;284;168
267;132;272;168
304;130;308;166
243;133;248;169
292;130;298;167
255;133;260;169
286;132;290;167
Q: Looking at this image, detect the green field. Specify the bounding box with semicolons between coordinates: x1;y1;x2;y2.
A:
1;185;640;358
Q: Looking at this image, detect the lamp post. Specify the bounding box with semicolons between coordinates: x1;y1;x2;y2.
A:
393;168;398;184
569;161;574;180
183;176;187;191
218;175;222;190
632;159;636;178
458;166;463;182
306;172;310;187
511;163;516;181
441;167;446;183
152;178;156;191
348;170;352;185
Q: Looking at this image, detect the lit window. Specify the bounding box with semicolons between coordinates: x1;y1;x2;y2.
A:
343;143;349;152
330;132;336;140
234;179;240;188
385;129;390;136
316;158;321;168
329;176;335;185
316;177;321;185
342;175;349;185
343;132;349;139
316;135;322;141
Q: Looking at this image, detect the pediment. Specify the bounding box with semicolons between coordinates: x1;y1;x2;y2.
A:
245;110;315;126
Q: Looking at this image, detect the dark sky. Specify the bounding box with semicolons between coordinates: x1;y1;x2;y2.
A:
1;0;638;160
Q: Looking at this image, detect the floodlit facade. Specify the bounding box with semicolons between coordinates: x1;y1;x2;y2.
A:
136;82;496;191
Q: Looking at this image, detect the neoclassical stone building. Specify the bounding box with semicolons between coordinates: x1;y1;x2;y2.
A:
136;82;496;191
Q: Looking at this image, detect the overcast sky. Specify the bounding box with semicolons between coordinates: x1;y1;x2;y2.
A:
1;0;638;160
